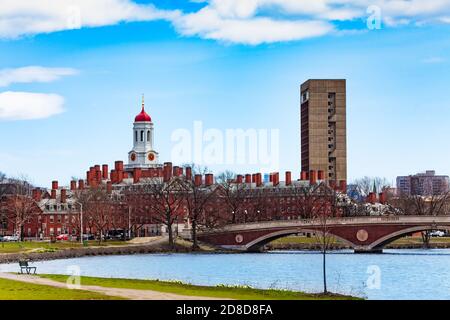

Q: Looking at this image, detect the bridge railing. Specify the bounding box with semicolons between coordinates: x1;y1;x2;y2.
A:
198;215;450;234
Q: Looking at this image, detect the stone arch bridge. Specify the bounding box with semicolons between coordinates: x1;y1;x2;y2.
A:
197;216;450;253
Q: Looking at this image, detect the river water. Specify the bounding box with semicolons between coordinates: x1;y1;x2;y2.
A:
2;249;450;300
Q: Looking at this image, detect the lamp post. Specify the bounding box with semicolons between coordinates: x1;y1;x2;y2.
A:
128;206;131;239
80;203;83;244
74;202;83;244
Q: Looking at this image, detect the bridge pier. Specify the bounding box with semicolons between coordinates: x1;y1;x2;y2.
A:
354;248;383;254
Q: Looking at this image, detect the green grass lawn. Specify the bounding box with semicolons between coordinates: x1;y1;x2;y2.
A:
0;277;121;300
39;274;360;300
0;240;128;254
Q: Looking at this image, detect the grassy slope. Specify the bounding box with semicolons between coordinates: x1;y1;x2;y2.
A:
40;274;360;300
0;278;121;300
0;240;127;254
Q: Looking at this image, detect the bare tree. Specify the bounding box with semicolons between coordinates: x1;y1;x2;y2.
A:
352;176;390;199
124;187;159;238
0;172;11;204
77;187;112;243
291;184;323;219
140;177;185;248
216;171;249;224
245;188;270;222
312;184;340;294
182;178;217;250
393;192;450;248
0;177;39;241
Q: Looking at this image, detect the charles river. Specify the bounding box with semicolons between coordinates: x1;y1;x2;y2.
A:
2;249;450;300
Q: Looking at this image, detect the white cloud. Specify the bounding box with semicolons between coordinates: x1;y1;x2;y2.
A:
174;7;334;45
2;0;450;44
0;91;65;120
173;0;450;44
0;66;78;87
0;0;179;39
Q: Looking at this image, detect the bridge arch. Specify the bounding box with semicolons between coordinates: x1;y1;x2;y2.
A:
245;228;356;252
369;225;450;250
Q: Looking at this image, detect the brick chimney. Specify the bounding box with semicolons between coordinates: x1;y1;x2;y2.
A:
115;161;124;172
368;192;377;204
309;170;317;185
300;171;307;181
256;173;262;187
205;173;214;186
133;168;142;184
102;164;109;180
60;189;67;203
318;170;325;181
163;162;173;182
32;189;42;202
379;191;386;204
273;172;279;186
285;171;292;186
185;167;192;181
194;174;202;187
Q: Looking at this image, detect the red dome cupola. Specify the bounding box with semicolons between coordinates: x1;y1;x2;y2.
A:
134;95;152;122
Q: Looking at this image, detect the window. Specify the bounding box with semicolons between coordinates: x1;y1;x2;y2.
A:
135;131;138;142
50;215;54;223
140;130;144;142
147;130;150;142
301;90;309;103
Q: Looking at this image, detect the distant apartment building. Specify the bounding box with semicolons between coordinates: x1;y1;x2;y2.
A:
300;79;347;182
396;170;449;196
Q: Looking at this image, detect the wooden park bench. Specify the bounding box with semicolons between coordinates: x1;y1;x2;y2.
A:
19;260;37;274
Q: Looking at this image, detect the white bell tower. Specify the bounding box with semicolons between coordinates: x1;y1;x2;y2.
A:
126;95;159;169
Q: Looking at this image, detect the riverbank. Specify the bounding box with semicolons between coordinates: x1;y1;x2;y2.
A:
0;237;224;264
37;274;360;300
0;273;359;300
0;275;120;300
2;235;448;264
265;236;450;251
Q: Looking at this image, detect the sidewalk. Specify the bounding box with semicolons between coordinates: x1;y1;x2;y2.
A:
0;272;229;300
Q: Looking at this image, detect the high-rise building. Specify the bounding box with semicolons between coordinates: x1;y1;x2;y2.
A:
300;79;347;182
396;170;449;196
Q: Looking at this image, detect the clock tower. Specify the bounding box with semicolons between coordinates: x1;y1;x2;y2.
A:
126;95;159;169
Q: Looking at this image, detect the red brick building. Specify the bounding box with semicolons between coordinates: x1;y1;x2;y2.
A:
1;98;352;240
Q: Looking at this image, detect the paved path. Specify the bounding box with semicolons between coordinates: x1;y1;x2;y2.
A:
0;272;229;300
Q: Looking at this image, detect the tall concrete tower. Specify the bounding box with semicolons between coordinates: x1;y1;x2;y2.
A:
300;79;347;182
126;95;159;169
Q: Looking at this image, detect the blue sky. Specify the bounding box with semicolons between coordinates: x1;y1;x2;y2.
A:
1;0;450;188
